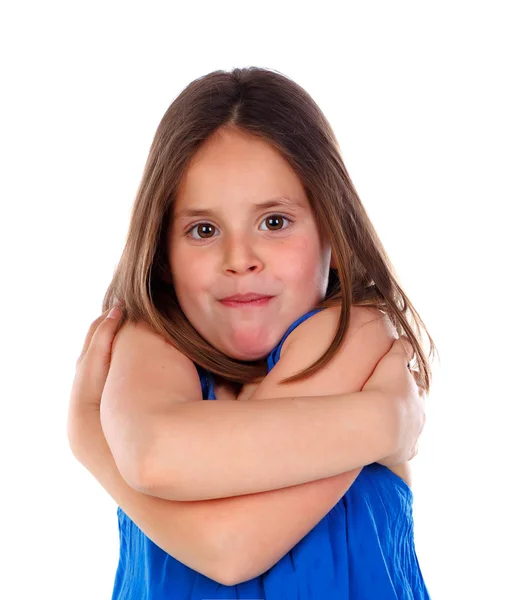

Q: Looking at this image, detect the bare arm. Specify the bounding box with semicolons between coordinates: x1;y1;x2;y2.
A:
72;404;361;586
205;307;399;584
69;406;231;585
144;390;392;501
141;307;402;501
101;311;399;501
94;310;380;585
204;468;363;585
97;307;416;585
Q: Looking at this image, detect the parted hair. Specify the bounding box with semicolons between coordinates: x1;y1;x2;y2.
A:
103;66;438;392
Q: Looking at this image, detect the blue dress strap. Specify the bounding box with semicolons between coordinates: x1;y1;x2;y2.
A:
266;307;326;372
196;307;326;399
195;364;216;400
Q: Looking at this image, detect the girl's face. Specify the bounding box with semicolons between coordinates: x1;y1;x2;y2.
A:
168;128;333;361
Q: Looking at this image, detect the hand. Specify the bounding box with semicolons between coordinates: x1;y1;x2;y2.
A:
67;306;123;455
361;337;426;465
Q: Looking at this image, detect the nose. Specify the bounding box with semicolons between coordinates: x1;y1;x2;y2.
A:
222;234;264;275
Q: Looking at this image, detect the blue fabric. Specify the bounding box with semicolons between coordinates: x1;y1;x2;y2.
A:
113;308;430;599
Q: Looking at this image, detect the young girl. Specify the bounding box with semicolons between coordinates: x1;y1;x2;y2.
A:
68;67;435;598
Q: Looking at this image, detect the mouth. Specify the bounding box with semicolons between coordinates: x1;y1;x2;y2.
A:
219;296;274;308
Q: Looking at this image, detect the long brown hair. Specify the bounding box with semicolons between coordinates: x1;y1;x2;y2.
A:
102;66;438;392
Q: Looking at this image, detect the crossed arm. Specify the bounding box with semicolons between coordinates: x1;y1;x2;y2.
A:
91;307;403;585
73;399;363;586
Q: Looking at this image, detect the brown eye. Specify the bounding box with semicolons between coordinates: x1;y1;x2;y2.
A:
187;223;216;239
266;216;283;230
196;224;215;238
260;214;291;231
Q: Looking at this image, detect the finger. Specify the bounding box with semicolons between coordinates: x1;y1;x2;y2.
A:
83;307;122;364
77;307;119;364
80;308;113;353
76;309;123;401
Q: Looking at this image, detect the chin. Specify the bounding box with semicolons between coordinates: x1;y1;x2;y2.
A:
219;344;273;362
219;330;282;361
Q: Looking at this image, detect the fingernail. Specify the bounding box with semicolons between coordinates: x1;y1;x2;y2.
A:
107;306;121;320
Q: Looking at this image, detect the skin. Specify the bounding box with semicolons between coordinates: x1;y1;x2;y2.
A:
69;308;419;584
167;127;336;362
68;130;422;581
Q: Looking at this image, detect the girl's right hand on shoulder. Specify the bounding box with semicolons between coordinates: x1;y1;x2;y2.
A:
361;337;426;466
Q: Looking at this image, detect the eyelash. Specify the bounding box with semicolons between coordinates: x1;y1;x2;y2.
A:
184;213;295;242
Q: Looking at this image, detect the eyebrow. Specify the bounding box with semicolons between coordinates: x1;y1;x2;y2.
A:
173;195;304;220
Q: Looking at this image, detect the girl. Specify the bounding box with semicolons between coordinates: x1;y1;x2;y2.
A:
68;67;435;598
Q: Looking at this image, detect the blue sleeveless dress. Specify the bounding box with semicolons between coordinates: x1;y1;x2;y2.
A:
112;308;430;599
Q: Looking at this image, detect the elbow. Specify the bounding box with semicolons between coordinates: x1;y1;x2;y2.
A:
203;517;251;586
113;452;153;493
208;560;244;587
108;440;161;495
100;409;157;493
209;554;252;587
215;559;269;586
209;531;267;586
138;455;221;502
129;453;190;501
124;451;164;495
126;460;157;494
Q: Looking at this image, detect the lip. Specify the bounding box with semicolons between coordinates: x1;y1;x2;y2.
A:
219;294;274;308
220;293;273;302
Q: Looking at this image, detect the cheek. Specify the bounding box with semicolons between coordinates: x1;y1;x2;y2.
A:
170;251;203;301
274;236;323;279
171;243;205;280
174;269;204;299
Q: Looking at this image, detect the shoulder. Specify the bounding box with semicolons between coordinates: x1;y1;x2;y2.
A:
251;305;397;401
282;304;396;357
108;319;203;405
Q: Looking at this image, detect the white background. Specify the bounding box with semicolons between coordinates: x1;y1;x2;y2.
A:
1;1;525;598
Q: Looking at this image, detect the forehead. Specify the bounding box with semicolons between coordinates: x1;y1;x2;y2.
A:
174;129;308;212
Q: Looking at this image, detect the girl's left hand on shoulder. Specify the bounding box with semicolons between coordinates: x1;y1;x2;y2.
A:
67;306;122;453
